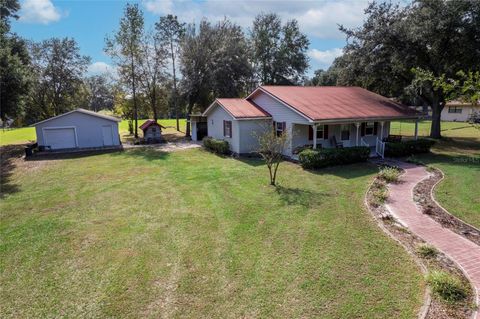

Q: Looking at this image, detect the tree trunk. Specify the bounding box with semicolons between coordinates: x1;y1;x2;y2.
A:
170;39;179;132
185;100;194;138
430;93;444;139
131;56;138;138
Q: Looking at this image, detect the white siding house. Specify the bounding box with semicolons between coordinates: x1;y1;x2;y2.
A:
441;102;480;122
34;109;121;150
193;86;420;158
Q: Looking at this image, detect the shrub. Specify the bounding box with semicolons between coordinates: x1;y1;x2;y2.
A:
371;187;389;207
384;139;435;157
426;271;467;303
406;155;425;165
298;146;370;169
417;244;438;259
378;166;401;183
203;137;230;155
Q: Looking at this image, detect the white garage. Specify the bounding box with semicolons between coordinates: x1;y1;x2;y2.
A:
34;108;121;150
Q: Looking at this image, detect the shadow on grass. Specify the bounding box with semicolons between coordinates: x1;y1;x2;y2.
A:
0;145;22;198
112;148;170;162
304;162;378;179
26;148;122;161
275;185;330;208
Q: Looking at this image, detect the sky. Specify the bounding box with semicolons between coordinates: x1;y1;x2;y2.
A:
12;0;377;77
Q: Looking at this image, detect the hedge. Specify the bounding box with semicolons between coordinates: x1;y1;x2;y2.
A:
203;137;230;155
384;139;435;157
298;146;370;169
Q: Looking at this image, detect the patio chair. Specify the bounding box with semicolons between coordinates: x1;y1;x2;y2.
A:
330;136;343;148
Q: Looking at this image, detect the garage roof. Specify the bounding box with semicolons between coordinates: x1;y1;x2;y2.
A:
203;98;271;119
249;86;419;121
33;108;121;126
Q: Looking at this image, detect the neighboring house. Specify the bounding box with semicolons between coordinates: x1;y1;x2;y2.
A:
140;120;164;143
193;86;420;157
441;101;480;122
34;108;121;150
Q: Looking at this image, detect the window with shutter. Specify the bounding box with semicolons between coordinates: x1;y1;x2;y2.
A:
224;121;232;138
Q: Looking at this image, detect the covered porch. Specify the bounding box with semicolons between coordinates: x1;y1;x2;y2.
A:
290;119;420;158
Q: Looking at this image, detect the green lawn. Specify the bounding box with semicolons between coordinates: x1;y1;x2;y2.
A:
410;128;480;229
0;148;424;318
390;120;478;139
0;119;186;146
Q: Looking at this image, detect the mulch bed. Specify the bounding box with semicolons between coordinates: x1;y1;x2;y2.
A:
413;167;480;246
366;173;475;319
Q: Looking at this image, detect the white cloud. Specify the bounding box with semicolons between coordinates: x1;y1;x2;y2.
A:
308;48;343;69
88;62;117;77
143;0;368;40
144;0;174;15
19;0;62;24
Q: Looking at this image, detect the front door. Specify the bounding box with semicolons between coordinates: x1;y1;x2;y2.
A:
102;125;114;146
197;122;207;140
340;124;351;147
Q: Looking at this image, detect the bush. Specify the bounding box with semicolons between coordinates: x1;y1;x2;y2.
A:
426;271;467;303
298;147;370;169
384;139;435;157
417;244;438;259
378;166;401;183
203;137;230;155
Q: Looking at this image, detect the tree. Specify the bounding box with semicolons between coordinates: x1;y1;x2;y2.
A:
254;124;290;186
84;75;114;112
309;68;338;86
0;0;31;124
28;38;90;120
180;19;251;137
250;13;309;85
0;0;20;35
155;15;185;131
138;29;167;121
105;3;144;138
337;0;480;138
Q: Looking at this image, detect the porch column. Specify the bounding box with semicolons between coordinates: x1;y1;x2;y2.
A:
355;122;360;146
379;121;385;141
414;119;419;140
312;124;317;149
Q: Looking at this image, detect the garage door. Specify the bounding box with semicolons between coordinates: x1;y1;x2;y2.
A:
44;128;77;149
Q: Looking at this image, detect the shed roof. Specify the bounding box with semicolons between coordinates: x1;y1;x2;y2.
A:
250;86;419;121
33;108;121;126
203;98;271;119
140;120;165;131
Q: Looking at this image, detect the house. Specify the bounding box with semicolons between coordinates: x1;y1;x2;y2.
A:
441;101;480;122
140;120;164;143
193;86;420;157
34;108;121;150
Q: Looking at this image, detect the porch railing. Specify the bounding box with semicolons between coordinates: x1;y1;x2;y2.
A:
376;137;385;159
360;138;369;147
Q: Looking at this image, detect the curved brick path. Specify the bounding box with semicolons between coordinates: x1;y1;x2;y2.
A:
385;162;480;319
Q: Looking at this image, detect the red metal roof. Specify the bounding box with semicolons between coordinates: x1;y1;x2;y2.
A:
256;86;418;121
140;120;165;131
215;98;271;119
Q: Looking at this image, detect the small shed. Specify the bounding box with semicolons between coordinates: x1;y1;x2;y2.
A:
140;120;164;143
34;108;121;150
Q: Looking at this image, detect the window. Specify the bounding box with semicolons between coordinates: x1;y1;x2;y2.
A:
448;106;463;114
152;127;156;132
316;125;324;139
223;120;232;138
275;121;286;137
341;124;350;140
365;122;375;136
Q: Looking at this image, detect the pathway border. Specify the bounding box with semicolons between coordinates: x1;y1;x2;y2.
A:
385;161;480;319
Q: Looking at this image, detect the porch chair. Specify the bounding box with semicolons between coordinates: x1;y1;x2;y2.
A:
330;136;343;148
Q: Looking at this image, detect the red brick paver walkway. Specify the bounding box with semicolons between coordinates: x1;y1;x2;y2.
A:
385;162;480;319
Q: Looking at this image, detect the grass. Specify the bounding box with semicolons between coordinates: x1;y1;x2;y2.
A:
0;148;424;318
426;271;467;304
0;119;186;146
390;120;478;139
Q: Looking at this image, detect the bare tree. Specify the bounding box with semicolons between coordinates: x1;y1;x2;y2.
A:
254;124;290;186
105;3;144;138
